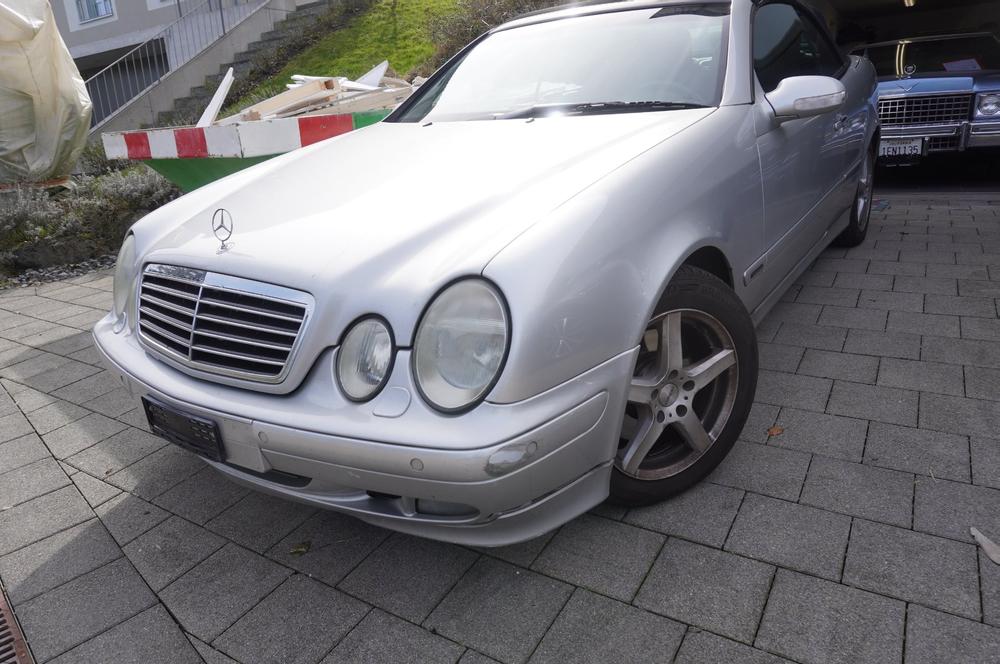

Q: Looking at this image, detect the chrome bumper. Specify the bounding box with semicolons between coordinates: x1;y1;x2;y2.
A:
881;120;1000;152
93;314;634;546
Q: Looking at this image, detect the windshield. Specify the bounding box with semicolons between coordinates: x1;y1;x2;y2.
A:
395;5;729;122
861;34;1000;78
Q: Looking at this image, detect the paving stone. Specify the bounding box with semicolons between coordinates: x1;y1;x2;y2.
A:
531;515;663;601
925;335;1000;369
123;515;226;591
160;542;292;642
4;384;56;412
868;260;925;276
71;470;122;508
738;402;780;443
966;365;1000;402
772;323;846;351
972;437;1000;489
894;276;957;295
796;286;861;307
188;635;239;664
0;457;70;510
758;342;804;373
17;557;157;662
154;466;249;525
708;440;810;501
754;370;832;412
961;316;1000;341
340;532;477;622
50;370;121;405
761;302;821;325
843;329;921;359
625;481;743;547
42;412;128;459
23;399;89;435
322;609;463;664
531;588;685;664
877;357;965;396
206;491;314;554
0;485;92;556
48;605;202;664
0;518;120;604
66;426;166;477
914;476;1000;542
920;393;1000;439
106;444;205;500
94;491;170;545
476;531;555;568
675;630;794;664
82;387;140;417
982;549;1000;628
635;538;773;643
865;422;970;482
0;433;48;473
886;310;960;338
755;570;904;664
0;351;72;380
904;605;1000;664
858;289;924;313
900;249;956;265
925;293;996;317
267;510;390;585
425;557;573;664
959;278;1000;297
770;408;867;462
843;519;979;618
812;258;869;274
817;305;888;331
927;263;990;280
215;574;368;664
827;380;918;427
832;272;894;291
0;411;33;444
726;494;851;580
801;457;912;527
21;360;101;393
797;270;836;287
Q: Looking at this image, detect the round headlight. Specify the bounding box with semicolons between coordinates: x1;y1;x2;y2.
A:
337;318;394;401
413;279;509;412
979;93;1000;116
112;233;136;325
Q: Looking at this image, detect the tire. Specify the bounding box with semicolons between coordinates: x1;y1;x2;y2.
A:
833;147;875;248
609;265;758;506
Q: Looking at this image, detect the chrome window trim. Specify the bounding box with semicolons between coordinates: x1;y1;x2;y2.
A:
136;263;315;386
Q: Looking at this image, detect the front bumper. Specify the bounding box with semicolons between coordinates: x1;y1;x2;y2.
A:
881;120;1000;153
93;314;634;546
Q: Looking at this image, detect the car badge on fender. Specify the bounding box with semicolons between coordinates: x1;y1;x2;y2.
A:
212;208;234;252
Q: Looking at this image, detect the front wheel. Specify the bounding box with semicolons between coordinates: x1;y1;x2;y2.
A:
609;266;758;506
833;147;875;248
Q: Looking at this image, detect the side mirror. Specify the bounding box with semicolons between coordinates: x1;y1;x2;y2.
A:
765;75;847;123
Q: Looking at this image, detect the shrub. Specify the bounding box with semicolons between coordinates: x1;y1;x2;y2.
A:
427;0;559;68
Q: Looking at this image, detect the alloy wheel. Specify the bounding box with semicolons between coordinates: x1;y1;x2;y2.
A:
616;308;739;480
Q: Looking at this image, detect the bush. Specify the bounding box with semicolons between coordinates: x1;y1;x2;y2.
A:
427;0;559;68
0;167;179;272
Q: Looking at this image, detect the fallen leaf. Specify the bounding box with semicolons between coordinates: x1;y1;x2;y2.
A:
767;426;784;437
290;541;311;556
971;527;1000;566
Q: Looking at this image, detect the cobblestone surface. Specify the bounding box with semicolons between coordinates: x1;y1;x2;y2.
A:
1;194;999;663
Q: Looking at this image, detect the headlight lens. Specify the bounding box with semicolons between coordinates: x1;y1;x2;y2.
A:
413;279;509;412
978;93;1000;116
337;318;393;401
112;234;136;325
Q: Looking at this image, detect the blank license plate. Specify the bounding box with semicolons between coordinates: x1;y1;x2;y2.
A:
143;397;225;461
879;138;923;157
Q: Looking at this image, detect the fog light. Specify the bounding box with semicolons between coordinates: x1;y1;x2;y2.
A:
485;440;538;477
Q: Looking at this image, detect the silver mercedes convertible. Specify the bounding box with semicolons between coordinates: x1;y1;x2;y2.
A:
94;0;879;545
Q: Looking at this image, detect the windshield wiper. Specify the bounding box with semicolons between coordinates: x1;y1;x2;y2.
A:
497;101;710;119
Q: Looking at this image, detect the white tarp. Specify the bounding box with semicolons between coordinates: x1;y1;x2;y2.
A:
0;0;92;183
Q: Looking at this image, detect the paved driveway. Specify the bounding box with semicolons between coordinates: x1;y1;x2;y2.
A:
1;192;999;664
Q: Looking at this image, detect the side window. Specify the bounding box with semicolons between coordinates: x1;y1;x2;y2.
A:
752;3;843;92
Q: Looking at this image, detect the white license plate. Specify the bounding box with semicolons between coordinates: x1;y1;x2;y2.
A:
879;138;924;157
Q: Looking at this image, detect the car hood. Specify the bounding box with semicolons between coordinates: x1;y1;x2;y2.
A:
134;109;713;345
877;73;1000;95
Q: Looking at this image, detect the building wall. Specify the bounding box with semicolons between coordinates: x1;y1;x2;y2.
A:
50;0;202;59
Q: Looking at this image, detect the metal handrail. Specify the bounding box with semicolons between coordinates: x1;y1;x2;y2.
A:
84;0;269;128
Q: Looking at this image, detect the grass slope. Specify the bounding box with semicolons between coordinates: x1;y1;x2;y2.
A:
239;0;456;105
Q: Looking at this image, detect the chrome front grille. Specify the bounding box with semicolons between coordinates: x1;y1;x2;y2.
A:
877;94;973;126
137;264;312;384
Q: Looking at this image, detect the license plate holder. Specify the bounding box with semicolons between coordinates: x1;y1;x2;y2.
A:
142;397;225;461
879;137;924;158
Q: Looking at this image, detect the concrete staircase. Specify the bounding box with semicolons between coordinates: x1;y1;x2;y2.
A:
158;0;340;125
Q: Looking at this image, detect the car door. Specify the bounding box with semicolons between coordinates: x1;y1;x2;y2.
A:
751;2;852;296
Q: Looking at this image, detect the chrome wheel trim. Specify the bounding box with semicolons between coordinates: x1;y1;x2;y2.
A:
856;151;875;231
615;308;739;481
